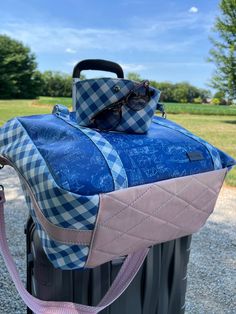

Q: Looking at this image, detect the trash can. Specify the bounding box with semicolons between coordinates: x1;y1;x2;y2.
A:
26;216;191;314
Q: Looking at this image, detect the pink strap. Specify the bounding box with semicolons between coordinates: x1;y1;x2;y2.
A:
0;188;149;314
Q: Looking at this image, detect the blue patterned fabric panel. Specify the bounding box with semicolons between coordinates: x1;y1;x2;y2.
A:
152;117;222;170
75;78;161;133
13;113;229;196
100;121;216;186
55;113;128;190
18;114;125;195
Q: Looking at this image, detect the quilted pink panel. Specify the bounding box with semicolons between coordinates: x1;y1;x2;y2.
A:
86;169;227;268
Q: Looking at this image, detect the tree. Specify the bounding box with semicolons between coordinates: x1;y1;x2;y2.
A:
208;0;236;101
0;35;40;99
150;81;175;102
127;72;142;82
213;91;227;105
40;71;87;97
198;88;211;102
171;82;201;103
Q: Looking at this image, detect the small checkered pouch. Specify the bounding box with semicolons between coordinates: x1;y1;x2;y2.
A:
72;59;162;134
75;78;161;133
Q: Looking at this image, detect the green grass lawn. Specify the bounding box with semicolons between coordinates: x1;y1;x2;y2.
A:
168;114;236;187
35;96;72;108
0;99;235;187
165;102;236;115
0;99;52;125
36;97;236;116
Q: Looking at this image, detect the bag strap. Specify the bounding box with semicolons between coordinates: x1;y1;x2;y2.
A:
0;187;149;314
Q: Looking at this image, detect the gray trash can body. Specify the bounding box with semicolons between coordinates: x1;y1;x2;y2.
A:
26;217;191;314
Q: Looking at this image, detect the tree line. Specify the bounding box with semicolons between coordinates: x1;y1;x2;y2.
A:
35;72;213;103
127;73;210;103
0;0;235;104
0;34;211;103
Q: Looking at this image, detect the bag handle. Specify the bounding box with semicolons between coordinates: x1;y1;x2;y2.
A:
72;59;124;79
0;187;148;314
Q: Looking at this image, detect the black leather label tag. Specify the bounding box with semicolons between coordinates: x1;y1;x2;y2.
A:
187;151;204;161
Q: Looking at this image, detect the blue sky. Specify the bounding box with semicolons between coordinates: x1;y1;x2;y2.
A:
0;0;220;89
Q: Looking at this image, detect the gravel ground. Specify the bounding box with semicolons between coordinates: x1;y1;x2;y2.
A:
0;166;235;314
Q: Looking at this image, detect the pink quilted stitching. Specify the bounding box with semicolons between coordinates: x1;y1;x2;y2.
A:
86;169;226;267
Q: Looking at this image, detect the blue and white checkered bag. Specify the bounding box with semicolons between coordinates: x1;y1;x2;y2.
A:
0;59;235;313
0;110;235;271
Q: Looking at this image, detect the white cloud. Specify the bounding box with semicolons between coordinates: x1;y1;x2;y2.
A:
65;48;77;53
0;13;211;56
149;61;209;67
189;7;198;14
0;22;198;54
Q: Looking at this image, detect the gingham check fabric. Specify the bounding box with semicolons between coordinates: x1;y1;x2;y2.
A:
116;89;159;133
75;78;134;125
21;183;88;269
0;119;100;269
75;78;160;133
54;110;128;190
152;117;222;170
